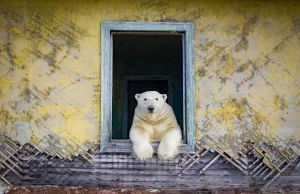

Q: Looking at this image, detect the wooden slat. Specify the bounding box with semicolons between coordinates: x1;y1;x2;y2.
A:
3;148;300;190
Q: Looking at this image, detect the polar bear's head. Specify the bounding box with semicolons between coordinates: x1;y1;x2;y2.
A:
135;91;167;113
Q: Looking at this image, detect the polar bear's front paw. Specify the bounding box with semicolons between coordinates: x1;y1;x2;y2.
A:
133;143;154;160
157;144;178;160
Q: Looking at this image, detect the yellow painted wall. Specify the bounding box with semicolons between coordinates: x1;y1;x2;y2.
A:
0;0;299;159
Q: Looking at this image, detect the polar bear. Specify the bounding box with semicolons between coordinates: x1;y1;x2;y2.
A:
129;91;182;160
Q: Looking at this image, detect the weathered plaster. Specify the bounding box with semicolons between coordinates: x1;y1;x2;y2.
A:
0;0;299;159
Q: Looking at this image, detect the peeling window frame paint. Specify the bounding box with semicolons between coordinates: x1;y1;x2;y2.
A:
100;22;195;153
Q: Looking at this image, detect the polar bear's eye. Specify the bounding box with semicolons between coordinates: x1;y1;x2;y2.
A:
144;98;147;101
155;98;158;101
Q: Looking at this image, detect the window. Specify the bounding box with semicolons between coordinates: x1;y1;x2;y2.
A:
112;33;182;140
101;22;195;153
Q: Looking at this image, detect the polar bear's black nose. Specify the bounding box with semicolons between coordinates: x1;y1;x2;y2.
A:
148;106;154;112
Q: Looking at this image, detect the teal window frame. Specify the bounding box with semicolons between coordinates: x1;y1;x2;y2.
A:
100;22;195;153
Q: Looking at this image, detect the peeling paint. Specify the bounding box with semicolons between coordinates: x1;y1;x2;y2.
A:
0;0;299;161
0;4;99;158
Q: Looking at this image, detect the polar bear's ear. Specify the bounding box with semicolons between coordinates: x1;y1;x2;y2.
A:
135;94;141;101
162;94;167;101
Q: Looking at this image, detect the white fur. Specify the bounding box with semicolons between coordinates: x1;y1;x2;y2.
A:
129;91;182;160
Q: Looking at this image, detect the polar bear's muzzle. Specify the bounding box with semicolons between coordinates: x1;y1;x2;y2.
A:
148;106;154;113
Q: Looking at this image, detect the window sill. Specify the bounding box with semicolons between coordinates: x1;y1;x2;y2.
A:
100;140;195;154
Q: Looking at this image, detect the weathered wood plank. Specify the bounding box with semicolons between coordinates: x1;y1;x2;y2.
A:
20;163;248;172
4;149;300;190
4;178;264;190
22;167;251;177
10;174;255;185
20;158;300;176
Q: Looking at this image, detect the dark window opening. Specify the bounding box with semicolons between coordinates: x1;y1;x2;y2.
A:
112;32;183;140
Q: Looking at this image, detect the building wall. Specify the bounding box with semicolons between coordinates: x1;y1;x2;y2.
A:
0;0;299;160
